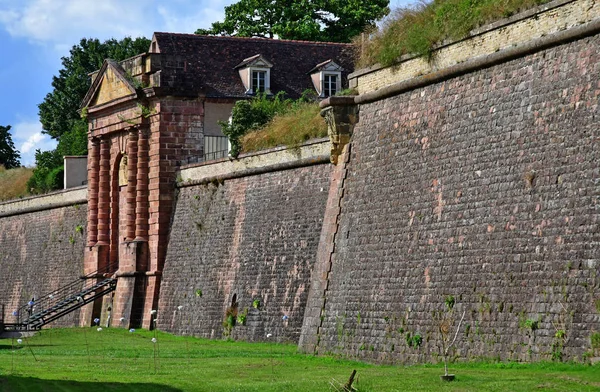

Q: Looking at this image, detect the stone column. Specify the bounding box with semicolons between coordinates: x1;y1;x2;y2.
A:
87;137;100;247
125;129;138;241
97;137;111;246
135;127;149;242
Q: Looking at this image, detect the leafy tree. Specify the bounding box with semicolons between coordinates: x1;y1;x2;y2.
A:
39;37;151;140
29;36;150;193
0;125;21;169
195;0;389;43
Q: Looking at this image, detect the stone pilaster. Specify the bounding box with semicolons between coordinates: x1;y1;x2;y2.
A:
135;127;149;243
125;129;138;241
97;138;111;246
87;137;100;247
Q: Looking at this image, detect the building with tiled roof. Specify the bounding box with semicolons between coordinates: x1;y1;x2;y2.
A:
83;33;354;160
79;33;354;328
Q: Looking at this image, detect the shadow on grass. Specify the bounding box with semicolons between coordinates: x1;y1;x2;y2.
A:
0;375;183;392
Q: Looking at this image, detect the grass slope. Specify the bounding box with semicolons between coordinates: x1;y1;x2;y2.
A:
241;103;327;154
0;328;599;391
0;166;33;202
356;0;552;68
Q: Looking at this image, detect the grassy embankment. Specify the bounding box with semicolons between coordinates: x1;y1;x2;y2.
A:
0;328;599;391
240;102;327;154
356;0;552;68
0;165;33;202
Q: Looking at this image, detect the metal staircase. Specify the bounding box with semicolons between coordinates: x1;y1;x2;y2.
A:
1;264;117;333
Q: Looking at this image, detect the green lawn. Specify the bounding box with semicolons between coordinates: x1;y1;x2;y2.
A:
0;328;598;391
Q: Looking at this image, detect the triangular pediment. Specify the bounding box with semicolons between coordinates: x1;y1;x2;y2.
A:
81;59;137;109
308;59;344;74
234;54;273;69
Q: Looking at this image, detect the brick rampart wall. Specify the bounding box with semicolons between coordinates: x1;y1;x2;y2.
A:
305;33;600;362
157;161;331;342
0;192;87;327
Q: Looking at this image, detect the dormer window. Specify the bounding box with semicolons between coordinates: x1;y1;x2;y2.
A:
323;74;338;96
252;70;267;93
235;54;272;95
310;60;343;98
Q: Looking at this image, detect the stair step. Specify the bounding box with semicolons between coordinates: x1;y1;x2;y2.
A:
5;278;117;332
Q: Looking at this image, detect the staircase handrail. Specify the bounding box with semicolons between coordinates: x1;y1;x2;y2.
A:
11;262;118;326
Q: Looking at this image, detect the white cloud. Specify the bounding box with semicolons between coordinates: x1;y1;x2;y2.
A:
10;121;57;167
0;0;233;51
157;4;226;33
20;132;44;154
1;0;153;50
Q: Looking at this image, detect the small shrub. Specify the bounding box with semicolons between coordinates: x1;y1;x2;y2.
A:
405;332;422;348
525;319;539;332
591;332;600;353
412;333;423;347
240;103;326;153
237;308;248;326
220;92;291;157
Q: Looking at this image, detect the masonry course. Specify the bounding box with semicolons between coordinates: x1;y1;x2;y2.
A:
301;31;600;362
0;198;87;328
0;0;598;364
157;163;331;341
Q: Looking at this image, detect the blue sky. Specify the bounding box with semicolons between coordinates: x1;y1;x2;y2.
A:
0;0;413;166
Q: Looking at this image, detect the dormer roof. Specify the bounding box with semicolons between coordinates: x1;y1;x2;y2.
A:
308;59;344;74
235;54;273;69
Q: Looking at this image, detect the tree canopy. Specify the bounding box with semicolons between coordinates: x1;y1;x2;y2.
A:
0;125;21;169
195;0;389;43
29;36;150;194
38;37;151;140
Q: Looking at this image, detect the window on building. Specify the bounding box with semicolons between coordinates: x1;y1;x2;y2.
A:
236;54;272;95
310;60;343;98
252;70;267;93
323;74;338;97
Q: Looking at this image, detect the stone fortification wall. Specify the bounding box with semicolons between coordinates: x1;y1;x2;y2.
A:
157;141;332;342
301;6;600;362
0;188;88;327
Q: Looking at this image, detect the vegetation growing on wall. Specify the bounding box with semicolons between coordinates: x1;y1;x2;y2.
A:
240;102;327;154
221;92;327;157
355;0;551;68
